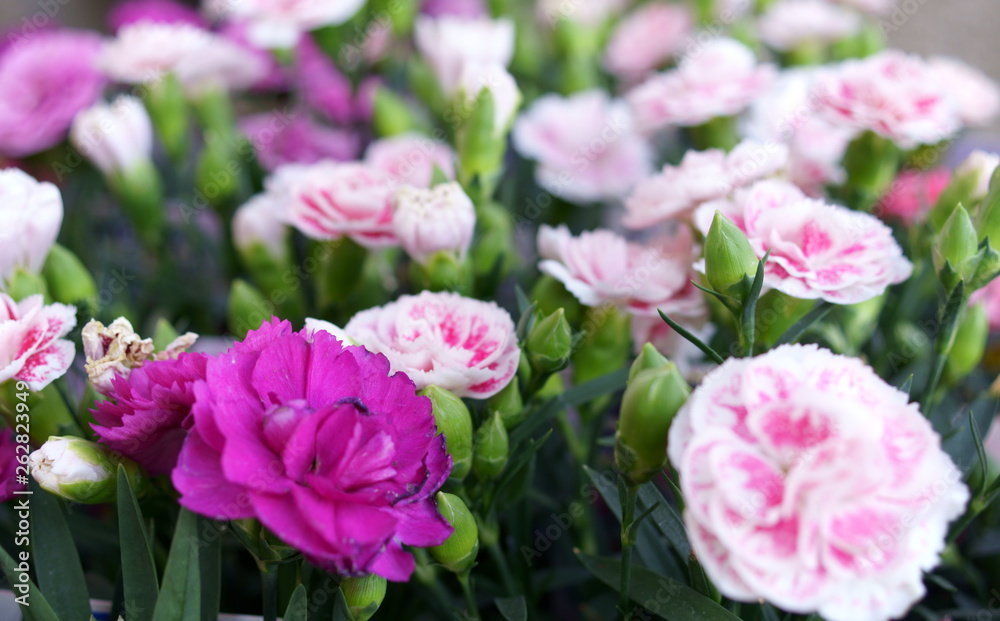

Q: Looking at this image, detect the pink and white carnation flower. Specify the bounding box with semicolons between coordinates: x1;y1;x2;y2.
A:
603;3;693;81
278;161;397;248
365;133;457;189
204;0;367;49
757;0;860;52
876;169;951;225
316;291;521;399
0;169;63;283
694;180;913;304
814;50;962;148
537;225;707;320
626;38;776;132
927;56;1000;128
172;319;452;580
0;294;76;391
413;15;515;95
512;90;652;204
668;344;968;621
625;140;788;228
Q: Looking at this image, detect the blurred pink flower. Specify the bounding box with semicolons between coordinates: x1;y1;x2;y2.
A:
757;0;860;51
625;140;787;229
204;0;367;49
928;56;1000;128
876;169;951;225
297;37;355;124
330;291;520;398
421;0;489;18
669;344;967;621
365;133;456;188
626;38;775;131
0;294;77;391
695;180;913;304
512;90;652;203
0;168;63;281
70;96;154;176
604;3;693;80
537;0;628;26
240;113;361;172
815;50;961;148
108;0;208;31
537;224;706;320
0;30;105;157
233;194;288;257
173;319;452;580
414;15;514;94
219;21;291;92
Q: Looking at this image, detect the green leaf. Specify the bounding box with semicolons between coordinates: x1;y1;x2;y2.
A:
495;595;527;621
510;368;628;445
31;481;91;620
199;517;221;621
283;584;309;621
576;552;742;621
152;510;204;621
775;300;835;346
331;587;353;621
969;410;991;499
637;482;690;560
658;310;725;365
117;464;159;621
489;431;551;512
0;542;60;621
739;252;769;357
430;164;450;186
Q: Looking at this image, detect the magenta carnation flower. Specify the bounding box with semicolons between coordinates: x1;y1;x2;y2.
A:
172;320;452;581
0;30;105;157
91;353;208;476
108;0;208;32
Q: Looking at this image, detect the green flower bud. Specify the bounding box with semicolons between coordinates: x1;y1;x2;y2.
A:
373;87;424;137
144;73;190;164
110;159;165;250
472;411;509;482
526;308;573;374
412;250;472;294
485;378;524;430
28;437;148;504
572;305;631;386
340;574;387;621
228;279;270;339
629;343;671;382
615;361;690;485
42;244;97;308
842;130;901;207
152;318;180;351
976;166;1000;247
530;275;582;325
946;302;989;382
429;492;479;573
3;267;49;302
705;211;758;306
930;169;981;231
315;239;368;310
418;386;473;481
935;204;980;290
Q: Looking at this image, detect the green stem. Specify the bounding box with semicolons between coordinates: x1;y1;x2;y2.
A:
618;483;639;621
457;571;480;621
921;284;967;415
259;562;279;621
556;411;587;463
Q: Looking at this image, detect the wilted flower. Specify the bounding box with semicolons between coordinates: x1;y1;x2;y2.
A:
603;3;693;80
0;30;105;157
83;318;156;394
172;320;452;580
513;90;652;203
392;183;476;265
757;0;860;52
626;38;775;132
328;291;521;398
0;169;63;282
365;133;456;188
70;96;154;176
0;294;76;391
414;15;515;94
204;0;367;49
695;180;913;304
669;344;968;621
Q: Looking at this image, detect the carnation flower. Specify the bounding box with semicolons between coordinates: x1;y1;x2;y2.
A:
668;344;968;621
99;22;266;96
537;225;707;320
604;3;693;80
955;150;1000;202
365;133;457;189
172;319;452;580
91;352;207;476
392;183;476;264
626;38;775;132
624;140;787;228
537;0;627;26
0;30;105;157
876;169;951;225
0;431;26;502
421;0;489;18
204;0;367;49
279;161;397;248
927;57;1000;128
757;0;859;52
233;194;288;257
457;62;521;134
297;37;356;125
0;294;76;391
0;168;63;282
414;16;515;94
814;50;961;148
512;90;652;203
108;0;208;31
83;317;156;395
327;291;521;398
240;113;361;172
694;180;913;304
70;96;155;176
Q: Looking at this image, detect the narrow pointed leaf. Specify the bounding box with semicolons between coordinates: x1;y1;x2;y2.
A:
510;367;628;444
496;596;527;621
117;465;159;621
152;510;203;621
658;310;725;364
31;482;91;621
0;543;60;621
331;587;353;621
637;482;690;559
969;410;991;498
775;300;835;346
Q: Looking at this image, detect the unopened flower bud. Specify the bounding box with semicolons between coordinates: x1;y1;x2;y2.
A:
526;308;573;373
572;305;630;386
145;73;190;163
976;166;1000;247
373;86;424;137
415;250;472;294
228;279;270;339
705;211;758;306
393;183;476;265
935;204;979;289
29;437;147;504
629;343;671;381
42;244;97;308
70;96;154;176
4;267;48;301
111;160;166;250
485;377;524;430
456;65;521;178
957;150;1000;203
418;386;474;481
472;411;509;481
530;274;582;325
340;574;387;621
83;317;155;394
946;302;989;382
615;359;690;485
429;492;479;574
